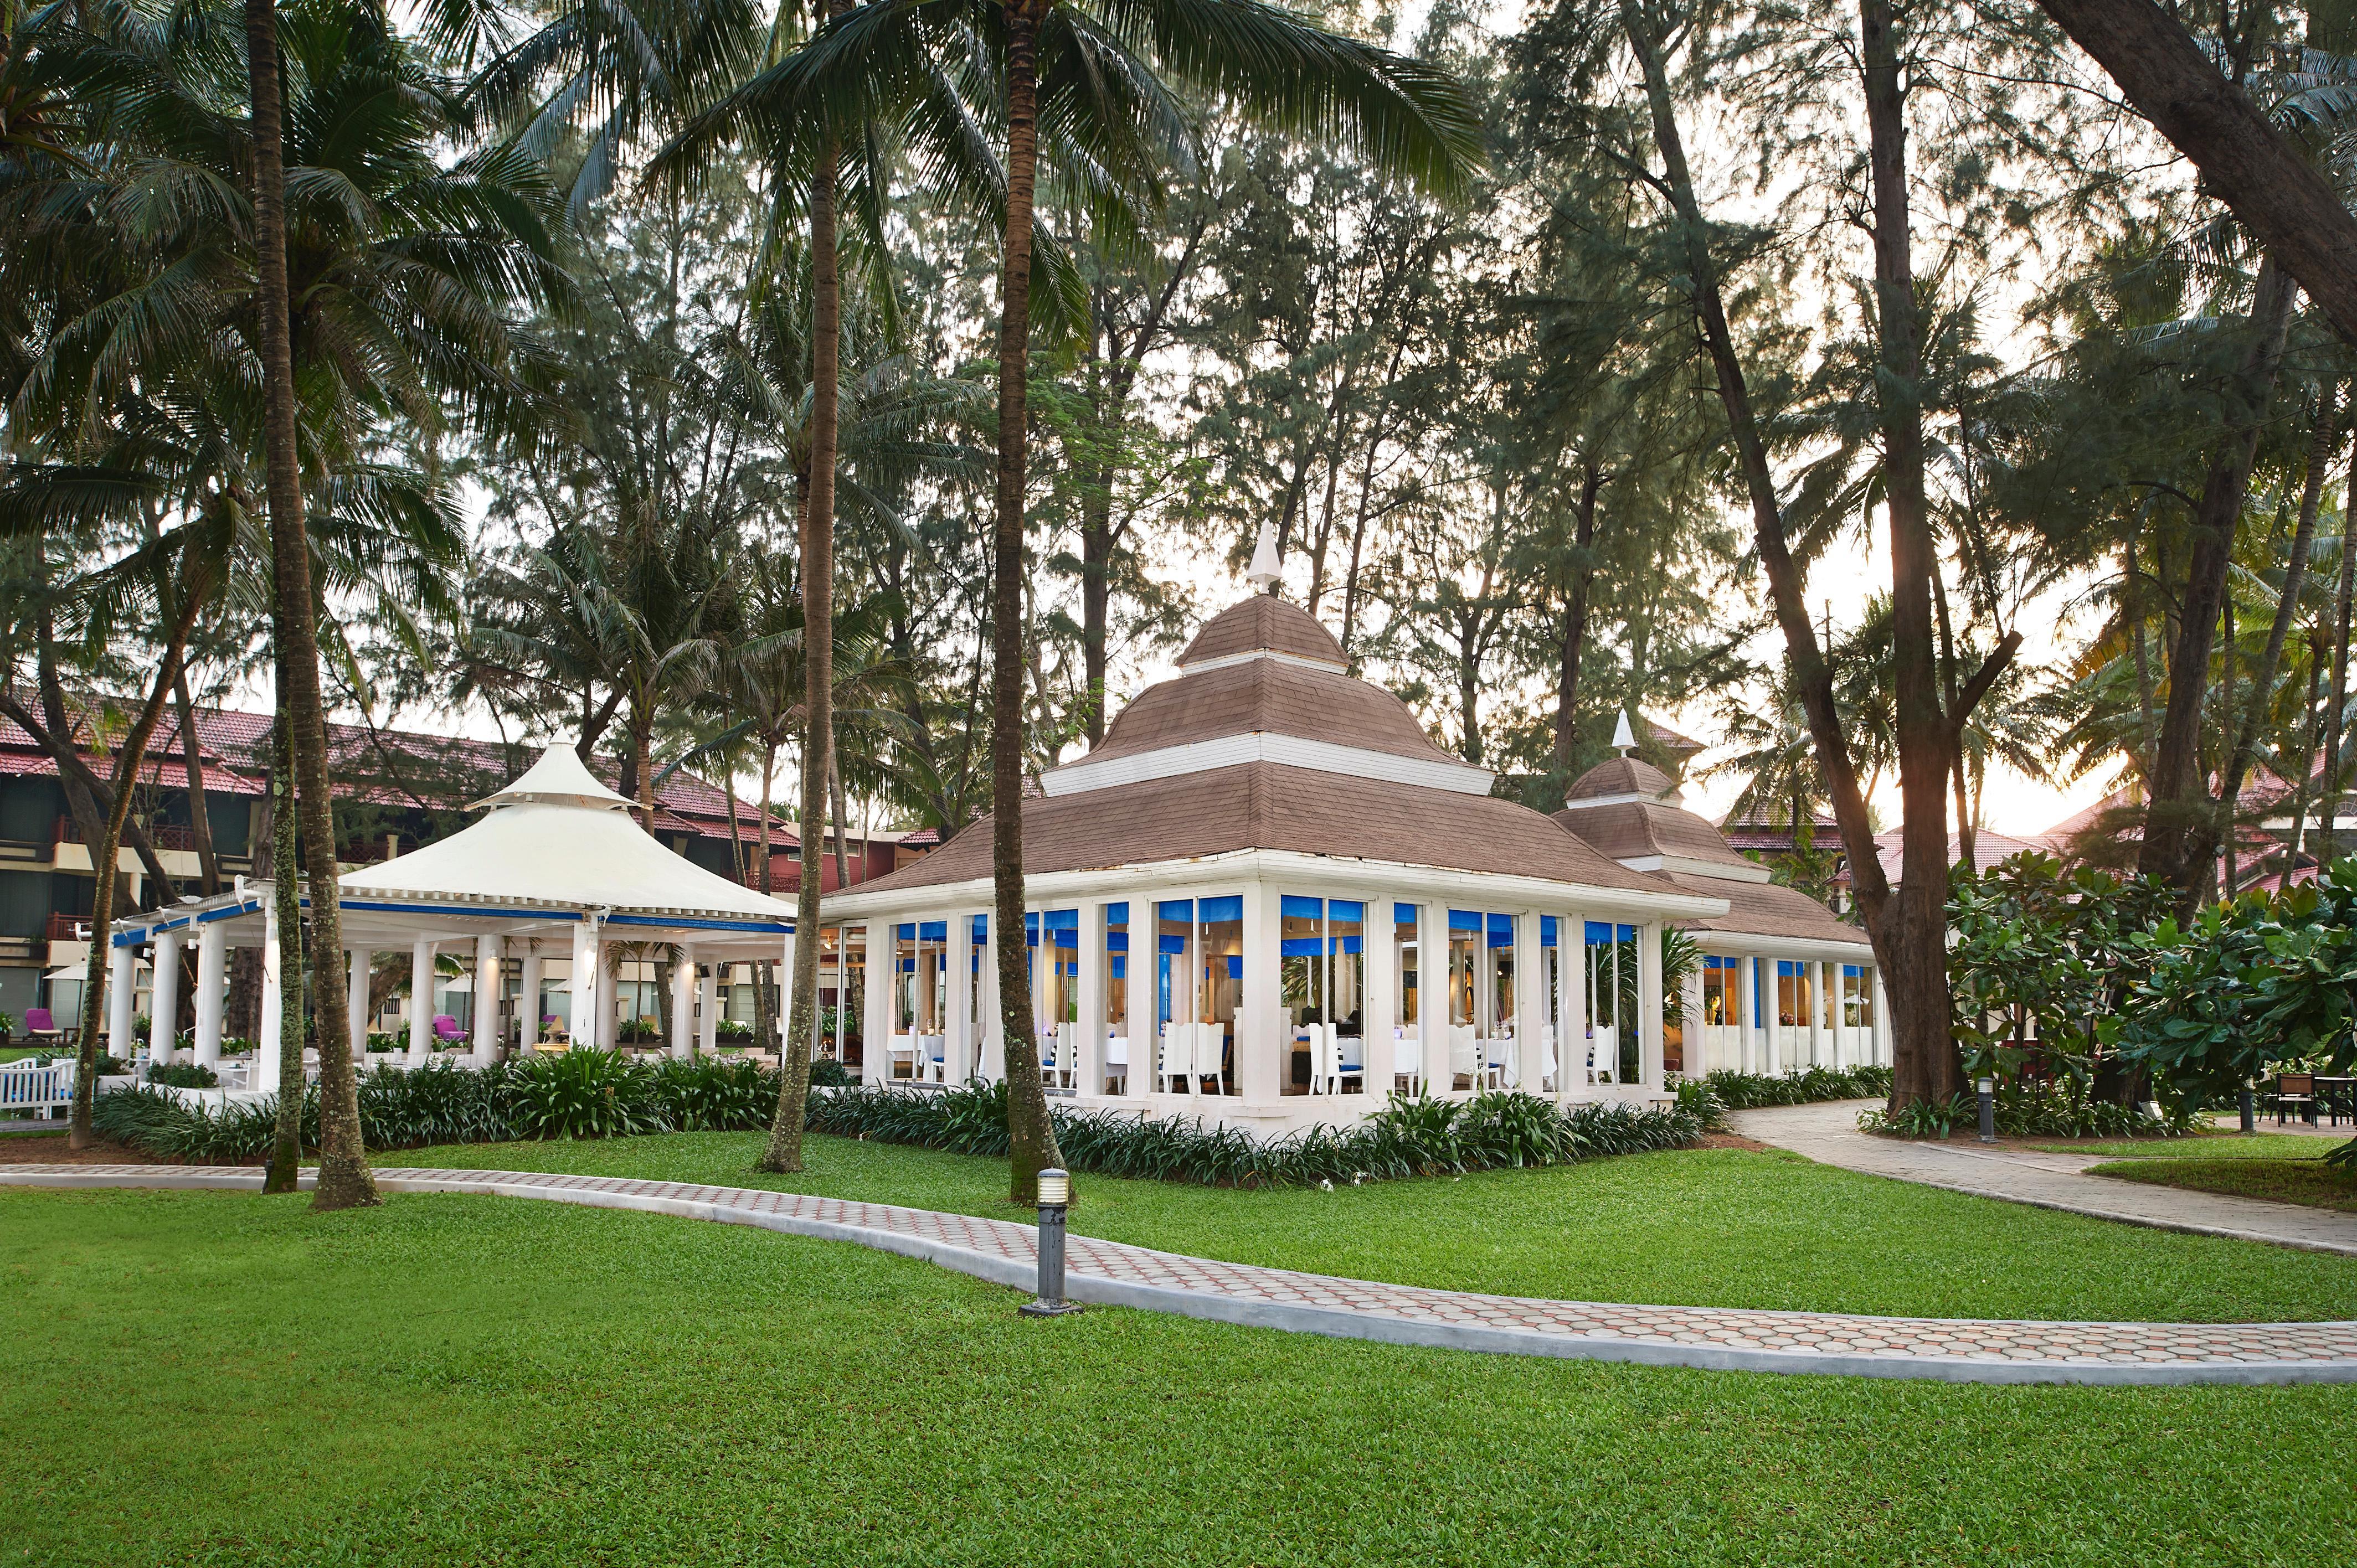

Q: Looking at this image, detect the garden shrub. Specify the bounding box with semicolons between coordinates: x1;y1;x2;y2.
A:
146;1061;219;1089
90;1056;1704;1186
1700;1065;1891;1109
1856;1081;2193;1140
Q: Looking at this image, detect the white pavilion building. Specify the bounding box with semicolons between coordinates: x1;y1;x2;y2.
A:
102;747;797;1083
823;553;1756;1133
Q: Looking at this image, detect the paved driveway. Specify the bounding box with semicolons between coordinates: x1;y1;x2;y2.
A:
1727;1100;2357;1256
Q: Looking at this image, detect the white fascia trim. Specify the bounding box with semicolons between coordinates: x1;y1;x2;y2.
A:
1614;854;1774;884
819;847;1729;925
1685;932;1877;963
1173;648;1347;675
1556;791;1655;811
1041;730;1494;797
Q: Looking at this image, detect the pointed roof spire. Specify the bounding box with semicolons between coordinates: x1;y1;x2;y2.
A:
1244;520;1281;595
468;742;635;813
1612;711;1637;756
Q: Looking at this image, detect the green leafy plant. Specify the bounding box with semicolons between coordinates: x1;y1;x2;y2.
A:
507;1049;671;1139
146;1061;219;1089
1701;1065;1892;1108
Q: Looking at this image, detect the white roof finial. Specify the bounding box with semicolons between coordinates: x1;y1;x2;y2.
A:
1244;520;1281;594
1612;711;1637;756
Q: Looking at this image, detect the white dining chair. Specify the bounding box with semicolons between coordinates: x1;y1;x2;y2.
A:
1105;1034;1128;1094
1310;1023;1340;1095
887;1033;917;1080
1158;1022;1191;1094
1201;1021;1231;1096
1449;1024;1478;1089
1540;1024;1559;1094
1392;1027;1419;1095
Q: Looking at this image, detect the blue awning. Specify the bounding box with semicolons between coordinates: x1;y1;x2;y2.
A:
1394;902;1417;925
1329;900;1364;923
1105;901;1129;925
1448;909;1483;931
1541;915;1557;947
1157;899;1193;922
1200;895;1243;923
1281;894;1324;920
919;920;946;942
1488;912;1513;948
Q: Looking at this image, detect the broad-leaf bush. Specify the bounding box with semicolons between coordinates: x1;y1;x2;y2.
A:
1700;1065;1891;1109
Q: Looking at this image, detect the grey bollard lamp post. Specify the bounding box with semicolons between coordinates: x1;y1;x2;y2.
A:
1020;1168;1083;1318
1976;1077;1996;1144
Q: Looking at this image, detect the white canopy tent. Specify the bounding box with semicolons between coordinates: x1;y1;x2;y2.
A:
104;744;797;1091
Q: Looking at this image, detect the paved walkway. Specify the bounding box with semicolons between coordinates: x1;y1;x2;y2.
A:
6;1163;2354;1387
1728;1101;2357;1256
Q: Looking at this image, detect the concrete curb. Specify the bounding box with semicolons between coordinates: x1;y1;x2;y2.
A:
8;1168;2355;1388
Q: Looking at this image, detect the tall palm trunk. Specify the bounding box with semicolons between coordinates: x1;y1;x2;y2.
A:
2326;442;2357;857
264;704;307;1192
993;0;1064;1205
245;0;374;1209
759;0;847;1173
66;593;204;1148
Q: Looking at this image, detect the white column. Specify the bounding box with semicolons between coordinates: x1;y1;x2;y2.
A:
106;940;137;1063
148;932;181;1066
1416;902;1449;1094
1077;901;1107;1097
1871;966;1891;1066
474;932;503;1066
1735;953;1757;1074
1808;959;1827;1066
1680;967;1706;1077
698;966;719;1054
596;954;620;1050
569;920;600;1052
348;948;372;1062
407;937;436;1065
1514;911;1546;1092
1365;894;1396;1097
1762;961;1782;1075
1636;921;1664;1091
1238;883;1281;1103
945;916;973;1084
978;919;1003;1082
1119;908;1146;1094
518;948;544;1054
1560;915;1588;1100
670;944;697;1058
191;922;227;1067
863;922;891;1083
257;903;284;1089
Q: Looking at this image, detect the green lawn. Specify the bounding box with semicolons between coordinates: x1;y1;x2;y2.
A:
2030;1132;2338;1160
368;1129;2357;1323
2092;1157;2357;1215
7;1184;2354;1568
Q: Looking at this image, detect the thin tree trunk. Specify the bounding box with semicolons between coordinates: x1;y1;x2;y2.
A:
264;703;306;1192
2325;440;2357;858
994;0;1064;1205
2212;388;2341;863
246;0;372;1209
68;592;204;1147
1551;460;1603;775
168;672;223;896
2138;256;2296;905
760;4;845;1172
830;746;851;889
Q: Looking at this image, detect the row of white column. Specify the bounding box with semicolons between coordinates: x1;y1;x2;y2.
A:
113;917;788;1076
1683;956;1891;1076
851;896;1671;1101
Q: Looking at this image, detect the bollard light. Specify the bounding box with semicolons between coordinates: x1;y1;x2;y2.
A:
1976;1076;1996;1144
1020;1167;1083;1318
2240;1080;2257;1134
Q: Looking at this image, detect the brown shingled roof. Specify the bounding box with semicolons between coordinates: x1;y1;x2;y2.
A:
1563;755;1679;803
1553;800;1759;870
848;762;1676;896
1659;871;1868;945
1083;658;1459;767
1175;596;1347;668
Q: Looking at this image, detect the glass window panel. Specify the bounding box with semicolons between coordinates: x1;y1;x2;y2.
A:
1105;905;1129;1038
1198;898;1243;1093
1331;901;1364;1043
1395;907;1418;1027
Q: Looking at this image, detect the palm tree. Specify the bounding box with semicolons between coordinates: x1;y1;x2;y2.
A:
17;0;563;1200
679;0;1483;1202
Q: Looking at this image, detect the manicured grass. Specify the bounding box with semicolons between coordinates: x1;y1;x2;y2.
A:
2030;1132;2337;1160
2093;1157;2357;1215
7;1186;2354;1568
377;1130;2357;1322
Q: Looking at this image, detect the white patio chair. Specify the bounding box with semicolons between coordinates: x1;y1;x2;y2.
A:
1200;1022;1232;1096
1392;1027;1419;1095
1540;1025;1560;1094
921;1035;947;1084
886;1033;917;1080
1157;1022;1192;1094
1056;1022;1078;1090
1309;1023;1340;1095
1449;1024;1478;1089
1105;1034;1128;1094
